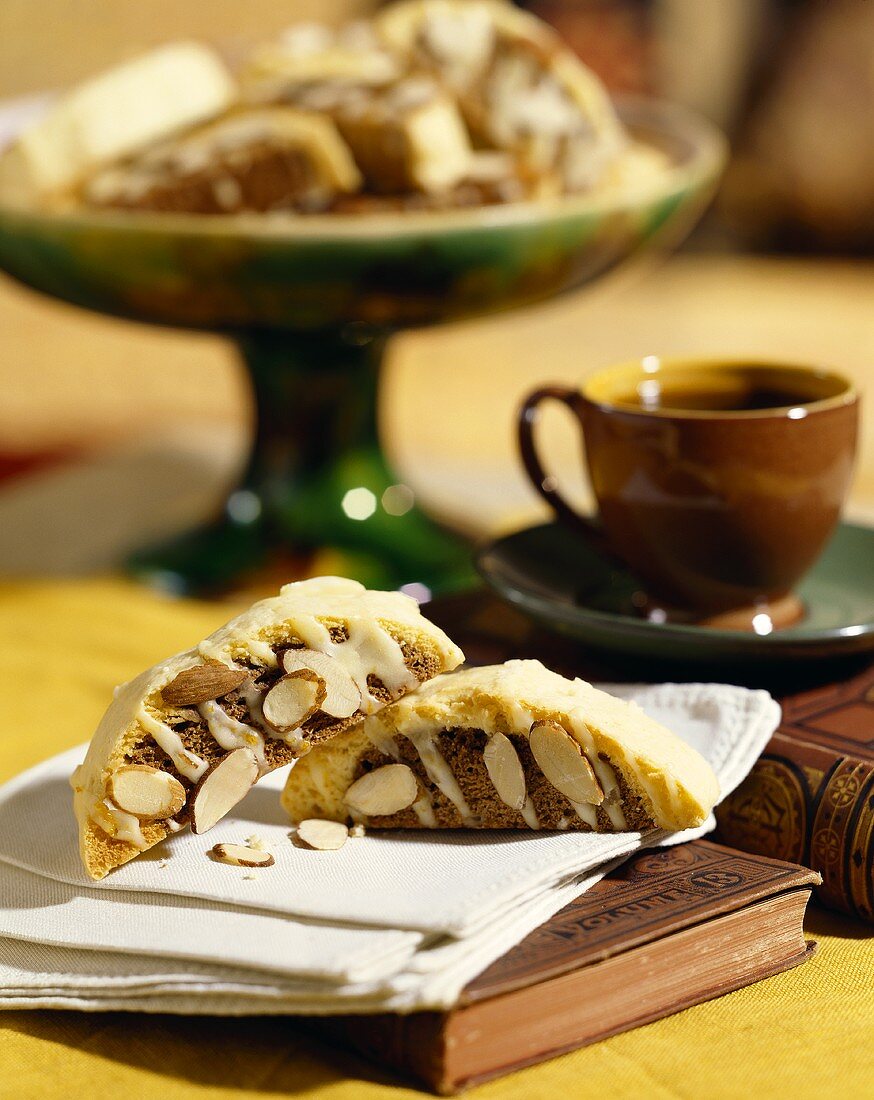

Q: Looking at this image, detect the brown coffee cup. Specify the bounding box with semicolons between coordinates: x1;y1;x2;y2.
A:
518;358;859;625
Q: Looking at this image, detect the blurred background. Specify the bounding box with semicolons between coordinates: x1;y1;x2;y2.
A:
1;0;872;582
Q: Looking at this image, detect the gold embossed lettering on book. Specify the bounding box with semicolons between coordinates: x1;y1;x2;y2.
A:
282;660;719;832
71;577;463;879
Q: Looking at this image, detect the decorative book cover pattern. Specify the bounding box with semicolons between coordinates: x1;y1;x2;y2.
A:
715;662;874;921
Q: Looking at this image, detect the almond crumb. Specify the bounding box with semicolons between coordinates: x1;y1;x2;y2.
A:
246;834;266;850
350;823;366;838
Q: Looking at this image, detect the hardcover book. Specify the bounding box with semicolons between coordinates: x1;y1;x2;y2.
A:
316;840;818;1094
715;661;874;922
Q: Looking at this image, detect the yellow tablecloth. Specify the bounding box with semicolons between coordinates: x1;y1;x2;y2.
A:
1;579;872;1100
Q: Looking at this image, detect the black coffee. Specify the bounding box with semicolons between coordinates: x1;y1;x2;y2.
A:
616;386;816;412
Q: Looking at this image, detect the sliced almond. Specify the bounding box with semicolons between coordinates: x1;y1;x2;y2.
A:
262;670;326;733
209;842;275;868
529;720;604;806
161;660;249;706
344;763;418;817
282;649;361;718
108;765;186;821
190;747;259;834
297;819;349;850
483;733;526;812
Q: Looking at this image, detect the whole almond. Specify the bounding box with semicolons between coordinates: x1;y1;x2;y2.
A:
529;721;604;806
483;733;526;811
262;670;326;733
344;763;418;817
297;819;349;850
209;842;275;868
161;660;249;706
190;747;259;834
109;765;186;821
282;649;361;718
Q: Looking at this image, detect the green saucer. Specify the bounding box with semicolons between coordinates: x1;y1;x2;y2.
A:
476;521;874;664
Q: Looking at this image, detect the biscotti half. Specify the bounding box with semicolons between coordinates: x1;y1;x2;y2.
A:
0;42;235;208
281;659;720;834
241;20;402;103
376;0;626;192
85;107;362;214
71;577;464;879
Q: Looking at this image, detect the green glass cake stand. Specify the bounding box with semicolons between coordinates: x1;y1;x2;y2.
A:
0;98;724;596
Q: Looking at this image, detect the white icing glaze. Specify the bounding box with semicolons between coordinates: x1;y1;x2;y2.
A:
136;708;208;783
405;730;477;826
102;799;147;849
241;680;267;726
243;639;278;667
198;700;268;774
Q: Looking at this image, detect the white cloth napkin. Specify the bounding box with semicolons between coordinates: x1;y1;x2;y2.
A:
0;682;780;1013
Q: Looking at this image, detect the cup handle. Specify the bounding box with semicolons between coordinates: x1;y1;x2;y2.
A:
517;385;609;551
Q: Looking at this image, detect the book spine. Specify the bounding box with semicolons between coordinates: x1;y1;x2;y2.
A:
714;736;874;923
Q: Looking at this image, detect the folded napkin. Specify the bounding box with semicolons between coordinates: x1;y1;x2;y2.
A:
0;682;779;1013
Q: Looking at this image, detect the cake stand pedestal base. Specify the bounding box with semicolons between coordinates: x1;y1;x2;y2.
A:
128;329;474;596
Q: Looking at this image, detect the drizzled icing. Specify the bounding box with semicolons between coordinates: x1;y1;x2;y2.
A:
198;577;460;713
101;800;147;849
198;700;269;773
137;708;208;783
405;729;478;826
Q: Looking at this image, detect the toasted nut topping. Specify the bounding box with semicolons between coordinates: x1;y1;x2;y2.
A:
108;765;186;821
161;660;249;706
297;819;349;850
210;842;275;868
282;649;361;718
190;748;259;834
483;733;526;811
344;763;418;817
262;670;326;733
529;720;604;806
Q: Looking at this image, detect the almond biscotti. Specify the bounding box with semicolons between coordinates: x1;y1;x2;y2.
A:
0;42;235;208
71;577;463;879
281;660;720;834
376;0;626;193
85;108;362;214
